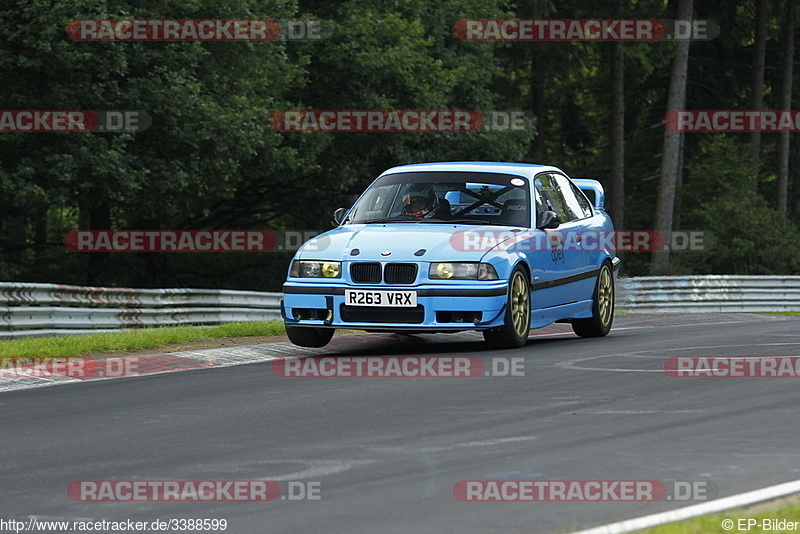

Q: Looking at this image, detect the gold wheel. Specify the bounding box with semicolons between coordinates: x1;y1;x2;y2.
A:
572;262;615;338
598;266;613;326
510;271;530;338
483;266;530;348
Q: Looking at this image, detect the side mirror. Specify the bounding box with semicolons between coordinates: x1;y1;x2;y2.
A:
332;207;349;226
537;210;560;230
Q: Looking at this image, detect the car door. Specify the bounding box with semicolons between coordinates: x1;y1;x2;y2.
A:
552;172;599;300
530;172;588;307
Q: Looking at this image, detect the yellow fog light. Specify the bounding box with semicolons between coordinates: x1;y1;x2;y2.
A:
321;262;341;278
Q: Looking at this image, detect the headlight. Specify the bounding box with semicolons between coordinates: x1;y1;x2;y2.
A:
290;260;341;278
429;262;498;280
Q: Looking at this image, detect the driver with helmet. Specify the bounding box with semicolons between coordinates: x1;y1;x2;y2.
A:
402;183;450;219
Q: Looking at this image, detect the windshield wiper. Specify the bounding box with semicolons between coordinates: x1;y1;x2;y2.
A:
361;216;497;225
362;215;415;224
422;218;496;225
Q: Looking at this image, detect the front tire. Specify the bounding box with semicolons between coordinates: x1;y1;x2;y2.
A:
483;266;530;349
286;325;334;347
572;262;614;338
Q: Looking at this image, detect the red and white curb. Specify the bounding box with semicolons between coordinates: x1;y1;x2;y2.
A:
0;333;416;393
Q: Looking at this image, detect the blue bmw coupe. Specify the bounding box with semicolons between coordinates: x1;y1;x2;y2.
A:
282;162;619;349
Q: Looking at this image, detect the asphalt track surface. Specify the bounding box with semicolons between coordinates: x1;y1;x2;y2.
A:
2;313;799;534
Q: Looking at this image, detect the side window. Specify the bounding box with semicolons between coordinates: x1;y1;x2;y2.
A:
563;178;594;219
552;174;590;221
535;173;578;223
571;182;594;219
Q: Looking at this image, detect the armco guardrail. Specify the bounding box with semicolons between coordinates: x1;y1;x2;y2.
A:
617;275;800;313
0;282;282;338
1;276;797;338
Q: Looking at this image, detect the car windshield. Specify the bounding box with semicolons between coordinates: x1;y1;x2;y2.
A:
345;171;531;227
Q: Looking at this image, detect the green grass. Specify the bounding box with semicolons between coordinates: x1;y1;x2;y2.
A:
758;311;800;317
579;499;800;534
0;321;286;360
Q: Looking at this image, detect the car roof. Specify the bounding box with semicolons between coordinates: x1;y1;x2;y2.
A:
379;161;565;179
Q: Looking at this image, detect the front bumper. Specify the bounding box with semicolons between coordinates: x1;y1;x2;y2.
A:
282;282;509;331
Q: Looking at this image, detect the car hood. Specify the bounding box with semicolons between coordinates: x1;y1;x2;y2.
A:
296;224;521;262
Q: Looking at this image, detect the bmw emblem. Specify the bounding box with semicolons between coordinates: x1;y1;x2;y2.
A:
380;251;392;256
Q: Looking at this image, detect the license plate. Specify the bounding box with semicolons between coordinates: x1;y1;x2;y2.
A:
345;290;417;307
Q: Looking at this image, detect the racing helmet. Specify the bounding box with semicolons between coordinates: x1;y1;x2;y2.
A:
402;183;439;217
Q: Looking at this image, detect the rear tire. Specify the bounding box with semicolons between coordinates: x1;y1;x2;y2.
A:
286;325;334;347
572;262;614;338
483;266;530;349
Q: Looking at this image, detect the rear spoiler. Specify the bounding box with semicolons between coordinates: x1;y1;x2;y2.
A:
572;178;605;211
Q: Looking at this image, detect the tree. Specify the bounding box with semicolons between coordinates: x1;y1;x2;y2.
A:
776;0;795;215
652;0;694;274
748;0;768;186
2;0;797;286
676;136;800;275
0;0;306;285
609;41;625;231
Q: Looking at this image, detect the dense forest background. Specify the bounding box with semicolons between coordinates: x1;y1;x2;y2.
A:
1;0;799;291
